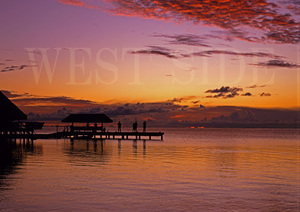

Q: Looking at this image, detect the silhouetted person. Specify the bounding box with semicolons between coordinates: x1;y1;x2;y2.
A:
118;121;121;132
143;121;147;133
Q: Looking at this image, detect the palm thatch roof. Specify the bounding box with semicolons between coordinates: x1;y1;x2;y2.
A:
0;91;27;122
61;114;113;123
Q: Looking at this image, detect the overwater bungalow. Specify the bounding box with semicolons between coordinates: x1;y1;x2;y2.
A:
0;91;27;134
0;91;43;137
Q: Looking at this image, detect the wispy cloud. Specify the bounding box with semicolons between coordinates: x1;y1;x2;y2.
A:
12;96;97;107
168;96;201;104
1;65;30;73
129;45;283;60
253;59;300;68
204;86;273;98
241;92;252;96
0;90;30;98
205;86;243;99
58;0;104;10
153;34;211;47
246;84;267;89
128;46;178;59
260;92;271;97
1;89;97;107
186;50;282;58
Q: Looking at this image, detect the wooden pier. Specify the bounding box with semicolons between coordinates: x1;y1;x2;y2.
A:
56;131;164;140
0;131;164;141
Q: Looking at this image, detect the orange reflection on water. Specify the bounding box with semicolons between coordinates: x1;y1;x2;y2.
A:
0;128;299;211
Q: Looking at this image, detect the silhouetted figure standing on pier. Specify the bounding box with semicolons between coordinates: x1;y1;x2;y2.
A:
133;121;138;132
143;121;147;133
118;121;121;132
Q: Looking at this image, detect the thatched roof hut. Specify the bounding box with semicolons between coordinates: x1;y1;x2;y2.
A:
0;91;27;123
61;114;113;124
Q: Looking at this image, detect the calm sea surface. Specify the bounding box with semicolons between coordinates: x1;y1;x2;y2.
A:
0;128;299;211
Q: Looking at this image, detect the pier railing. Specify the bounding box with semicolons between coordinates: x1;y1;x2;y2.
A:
56;131;164;141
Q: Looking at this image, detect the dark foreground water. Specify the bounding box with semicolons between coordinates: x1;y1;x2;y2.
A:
0;128;299;211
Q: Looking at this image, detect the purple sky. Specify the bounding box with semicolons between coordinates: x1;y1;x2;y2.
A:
0;0;299;126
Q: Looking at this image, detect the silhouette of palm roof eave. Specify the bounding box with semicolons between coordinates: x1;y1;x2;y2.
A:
0;91;27;122
61;114;113;123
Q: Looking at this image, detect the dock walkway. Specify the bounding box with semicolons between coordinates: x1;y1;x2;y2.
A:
0;131;164;141
55;131;164;140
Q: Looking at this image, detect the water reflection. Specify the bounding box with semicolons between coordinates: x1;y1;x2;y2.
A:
116;139;148;157
213;145;238;178
132;140;138;155
65;139;151;165
0;139;42;190
64;139;113;165
0;129;298;211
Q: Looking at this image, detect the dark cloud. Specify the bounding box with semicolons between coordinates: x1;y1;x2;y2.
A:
280;0;300;15
281;0;300;6
128;46;178;59
1;65;30;73
27;107;74;122
253;59;300;68
1;90;98;113
103;102;182;117
153;31;286;48
246;84;267;89
26;101;184;124
205;86;243;99
205;106;300;128
101;0;300;44
260;92;271;97
153;34;211;47
170;98;183;103
211;111;241;123
0;90;28;98
129;46;283;60
241;92;252;96
12;96;97;107
186;50;282;58
209;30;242;42
169;96;200;103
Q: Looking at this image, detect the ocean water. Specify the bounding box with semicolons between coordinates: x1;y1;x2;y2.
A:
0;128;299;211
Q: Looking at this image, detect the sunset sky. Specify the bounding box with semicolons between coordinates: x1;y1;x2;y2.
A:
0;0;299;126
